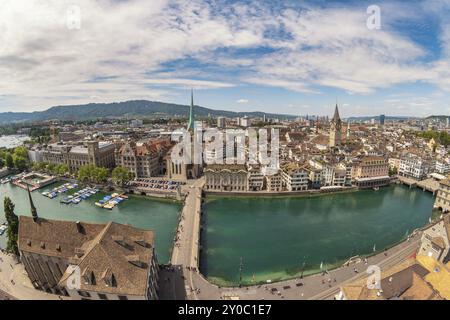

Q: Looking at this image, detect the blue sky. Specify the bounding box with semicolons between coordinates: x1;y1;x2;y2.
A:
1;0;450;117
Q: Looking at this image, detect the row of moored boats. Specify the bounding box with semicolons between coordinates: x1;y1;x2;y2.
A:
95;193;128;210
42;182;79;199
59;187;100;204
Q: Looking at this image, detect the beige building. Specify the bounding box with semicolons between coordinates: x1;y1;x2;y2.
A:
418;215;450;263
434;179;450;213
247;165;264;191
115;139;171;178
352;156;390;188
42;141;115;172
265;171;283;192
204;164;248;191
18;194;159;300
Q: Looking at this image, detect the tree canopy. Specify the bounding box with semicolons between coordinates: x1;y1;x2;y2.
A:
4;197;19;256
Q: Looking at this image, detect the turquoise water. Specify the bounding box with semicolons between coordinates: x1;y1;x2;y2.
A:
0;182;181;263
201;185;434;286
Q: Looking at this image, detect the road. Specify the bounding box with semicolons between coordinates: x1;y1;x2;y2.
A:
170;178;204;300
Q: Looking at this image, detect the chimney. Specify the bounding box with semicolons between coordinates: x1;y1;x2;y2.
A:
75;221;84;234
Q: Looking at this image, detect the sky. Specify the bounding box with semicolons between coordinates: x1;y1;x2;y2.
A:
1;0;450;117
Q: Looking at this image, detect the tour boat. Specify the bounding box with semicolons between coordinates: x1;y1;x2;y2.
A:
373;187;380;191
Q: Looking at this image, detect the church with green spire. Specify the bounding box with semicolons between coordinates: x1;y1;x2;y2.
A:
187;89;194;131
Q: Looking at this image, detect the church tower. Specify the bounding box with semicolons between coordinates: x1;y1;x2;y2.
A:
187;89;194;131
329;104;342;147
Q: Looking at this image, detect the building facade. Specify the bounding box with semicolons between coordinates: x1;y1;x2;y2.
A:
434;179;450;213
115;139;171;178
19;216;159;300
42;141;115;172
281;163;309;191
204;164;248;191
352;156;390;188
399;153;434;180
418;215;450;264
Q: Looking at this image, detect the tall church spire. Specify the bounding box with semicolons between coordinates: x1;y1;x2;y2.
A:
332;103;341;123
187;89;194;131
27;185;38;222
329;103;342;147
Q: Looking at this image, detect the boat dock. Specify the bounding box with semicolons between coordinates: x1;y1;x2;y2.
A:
95;193;128;210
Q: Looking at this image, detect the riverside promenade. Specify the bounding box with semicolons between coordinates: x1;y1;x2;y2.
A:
161;178;424;300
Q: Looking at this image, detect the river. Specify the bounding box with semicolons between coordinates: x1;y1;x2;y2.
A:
201;185;434;286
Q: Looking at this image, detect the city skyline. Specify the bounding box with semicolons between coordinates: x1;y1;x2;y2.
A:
1;0;450;117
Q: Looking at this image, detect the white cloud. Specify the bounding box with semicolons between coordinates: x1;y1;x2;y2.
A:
237;99;249;104
1;0;450;112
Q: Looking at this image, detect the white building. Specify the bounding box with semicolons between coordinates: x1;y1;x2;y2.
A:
399;153;434;180
435;159;450;174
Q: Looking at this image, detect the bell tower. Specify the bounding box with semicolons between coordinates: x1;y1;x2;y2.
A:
329;104;342;147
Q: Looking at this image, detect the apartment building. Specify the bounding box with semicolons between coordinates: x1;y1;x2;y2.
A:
418;215;450;264
434;179;450;213
352;156;390;188
281;163;309;191
399;153;434;180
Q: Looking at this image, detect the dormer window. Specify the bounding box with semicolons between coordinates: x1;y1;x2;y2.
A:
40;242;45;249
101;268;117;287
126;255;146;268
82;268;96;285
112;235;130;249
27;240;31;246
56;244;61;252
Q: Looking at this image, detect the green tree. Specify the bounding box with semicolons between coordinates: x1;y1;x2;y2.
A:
56;164;69;176
93;167;109;183
5;153;14;169
13;154;28;171
4;197;19;256
0;157;3;168
77;164;94;183
46;163;56;173
13;146;28;159
112;166;132;186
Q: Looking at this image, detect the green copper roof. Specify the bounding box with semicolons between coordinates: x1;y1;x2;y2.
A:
187;89;194;131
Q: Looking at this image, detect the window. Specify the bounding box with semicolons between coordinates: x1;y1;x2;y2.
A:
118;295;128;300
98;293;108;300
78;290;91;298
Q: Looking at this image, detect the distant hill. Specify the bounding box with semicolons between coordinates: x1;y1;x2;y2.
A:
346;115;417;122
0;100;296;124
